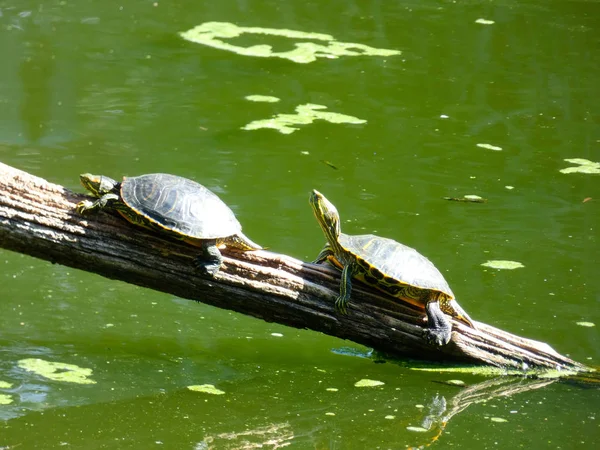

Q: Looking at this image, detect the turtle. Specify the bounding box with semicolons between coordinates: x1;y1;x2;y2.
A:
76;173;262;276
309;189;476;346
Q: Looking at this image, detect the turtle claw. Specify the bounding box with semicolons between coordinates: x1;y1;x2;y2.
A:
424;328;452;346
194;257;220;277
334;297;349;315
76;200;94;215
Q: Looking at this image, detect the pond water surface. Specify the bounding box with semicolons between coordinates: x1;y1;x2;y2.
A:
1;1;599;448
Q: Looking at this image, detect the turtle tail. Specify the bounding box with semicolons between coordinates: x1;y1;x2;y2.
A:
227;232;263;251
449;299;477;330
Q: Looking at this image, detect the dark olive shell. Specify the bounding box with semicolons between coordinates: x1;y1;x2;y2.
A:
121;173;241;239
339;233;454;298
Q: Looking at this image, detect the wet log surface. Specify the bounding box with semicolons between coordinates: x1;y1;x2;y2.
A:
0;162;591;372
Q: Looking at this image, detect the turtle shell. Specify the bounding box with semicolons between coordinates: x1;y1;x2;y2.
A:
338;233;454;300
120;173;241;239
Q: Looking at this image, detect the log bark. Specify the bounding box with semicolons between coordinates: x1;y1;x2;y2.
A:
0;162;590;372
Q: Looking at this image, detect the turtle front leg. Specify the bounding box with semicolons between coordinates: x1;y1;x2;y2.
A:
76;193;120;214
424;300;452;346
335;263;358;314
313;244;334;264
194;240;223;277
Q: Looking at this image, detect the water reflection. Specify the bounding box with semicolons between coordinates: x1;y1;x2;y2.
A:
408;376;556;448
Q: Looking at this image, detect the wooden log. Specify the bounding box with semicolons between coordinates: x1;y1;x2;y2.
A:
0;162;590;372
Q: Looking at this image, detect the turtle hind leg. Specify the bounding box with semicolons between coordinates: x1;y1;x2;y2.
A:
447;299;477;330
194;240;223;277
424;301;452;346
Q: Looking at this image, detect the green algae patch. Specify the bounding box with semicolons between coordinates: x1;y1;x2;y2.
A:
18;358;96;384
481;260;525;270
354;379;384;388
245;95;280;103
560;158;600;174
0;394;13;405
188;384;225;395
412;365;509;376
413;365;580;379
0;381;13;389
180;22;401;64
536;369;579;379
576;322;595;327
243;103;366;134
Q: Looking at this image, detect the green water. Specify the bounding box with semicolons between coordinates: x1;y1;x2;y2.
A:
1;0;599;448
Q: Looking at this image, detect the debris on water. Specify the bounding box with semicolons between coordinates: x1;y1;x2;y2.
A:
188;384;225;395
320;160;339;170
325;412;336;416
354;379;385;387
271;333;284;337
481;260;525;270
406;426;429;432
477;143;502;151
576;322;595;328
443;195;487;203
326;388;338;392
384;415;395;420
245;95;280;103
583;197;592;203
475;18;495;25
18;358;96;384
440;114;449;119
505;186;514;190
560;158;600;174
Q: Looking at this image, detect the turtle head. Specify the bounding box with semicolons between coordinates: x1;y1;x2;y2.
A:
79;173;119;198
310;190;341;241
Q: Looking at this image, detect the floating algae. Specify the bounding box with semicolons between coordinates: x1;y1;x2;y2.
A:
477;143;503;151
559;158;600;174
180;22;401;64
242;103;366;134
245;95;280;103
354;379;385;388
481;260;525;270
188;384;226;395
18;358;96;384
